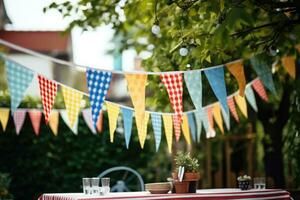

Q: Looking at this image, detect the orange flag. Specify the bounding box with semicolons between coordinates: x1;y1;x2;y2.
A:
28;110;42;136
49;110;59;136
281;56;296;79
226;60;246;96
252;79;269;102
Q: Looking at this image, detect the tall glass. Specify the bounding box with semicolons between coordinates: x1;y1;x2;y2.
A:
91;177;100;195
101;177;110;195
82;178;91;195
253;177;266;189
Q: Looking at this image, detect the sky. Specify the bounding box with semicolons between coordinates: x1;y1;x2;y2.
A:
3;0;136;71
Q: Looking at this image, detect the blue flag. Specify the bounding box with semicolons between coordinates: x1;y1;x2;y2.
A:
250;54;276;94
151;113;162;152
184;71;202;110
86;69;112;128
5;60;34;113
204;66;229;116
194;112;202;142
245;85;258;112
221;108;230;130
198;109;209;136
187;113;196;142
121;108;133;149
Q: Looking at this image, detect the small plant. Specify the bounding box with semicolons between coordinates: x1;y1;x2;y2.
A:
174;151;199;173
0;173;13;199
237;175;251;181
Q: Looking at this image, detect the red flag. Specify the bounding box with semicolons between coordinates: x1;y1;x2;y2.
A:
227;97;239;122
252;79;268;102
38;75;58;123
29;110;42;136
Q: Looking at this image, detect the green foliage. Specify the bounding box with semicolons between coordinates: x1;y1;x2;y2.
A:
174;151;199;173
0;173;13;200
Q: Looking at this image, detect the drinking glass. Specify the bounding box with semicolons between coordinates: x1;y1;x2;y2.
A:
101;177;110;195
253;177;266;189
82;178;91;195
91;177;100;195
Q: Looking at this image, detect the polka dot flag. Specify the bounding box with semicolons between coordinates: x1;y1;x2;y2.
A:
5;60;34;113
86;69;112;128
38;75;58;124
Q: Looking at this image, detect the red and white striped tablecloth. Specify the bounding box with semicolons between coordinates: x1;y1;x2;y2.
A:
38;189;291;200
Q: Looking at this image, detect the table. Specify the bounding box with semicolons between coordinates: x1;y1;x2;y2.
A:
39;189;291;200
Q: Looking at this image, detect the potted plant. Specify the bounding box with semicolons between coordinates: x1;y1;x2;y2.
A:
237;175;252;190
172;151;200;193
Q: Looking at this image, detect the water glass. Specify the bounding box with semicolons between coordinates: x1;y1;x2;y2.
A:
101;177;110;195
82;178;91;195
253;177;266;189
91;177;100;195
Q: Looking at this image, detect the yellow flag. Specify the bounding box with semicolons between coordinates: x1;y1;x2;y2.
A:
49;110;59;136
106;102;120;143
226;60;246;96
234;95;248;118
62;86;83;128
163;115;173;153
0;108;10;131
281;56;296;79
212;103;224;134
182;114;191;145
136;112;149;149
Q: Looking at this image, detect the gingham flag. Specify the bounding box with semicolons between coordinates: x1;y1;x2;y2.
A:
5;60;34;113
82;108;97;134
13;109;26;135
28;110;42;136
151;113;162;152
86;69;112;128
252;78;269;102
121;107;133;149
227;97;239;122
160;73;183;142
38;75;58;124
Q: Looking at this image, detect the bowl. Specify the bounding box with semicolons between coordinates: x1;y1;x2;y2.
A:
145;182;172;194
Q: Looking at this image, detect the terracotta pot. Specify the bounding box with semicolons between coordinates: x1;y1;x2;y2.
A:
184;172;200;181
174;181;189;194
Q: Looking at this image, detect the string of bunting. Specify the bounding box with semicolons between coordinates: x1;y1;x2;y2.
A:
0;39;298;152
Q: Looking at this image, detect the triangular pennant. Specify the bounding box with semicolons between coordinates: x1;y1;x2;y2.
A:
28;110;42;136
60;110;78;135
234;95;248;118
13;110;26;135
82;108;97;134
245;85;258;112
96;111;103;133
38;75;58;124
136;112;149;149
187;113;197;142
184;71;202;110
121;108;133;149
194;112;202;142
204;66;229;116
86;69;112;128
206;106;215;138
212;103;224;134
5;60;34;113
227;97;239;122
182;114;191;145
226;60;246;96
162;114;173;153
61;86;83;128
48;110;59;136
252;79;269;102
160;73;183;142
198;109;209;136
250;55;276;94
221;108;230;131
281;56;296;79
106;102;120;143
151;113;162;152
0;108;10;131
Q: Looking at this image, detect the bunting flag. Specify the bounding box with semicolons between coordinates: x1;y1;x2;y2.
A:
227;97;239;122
121;108;133;149
245;85;258;112
162;114;173;153
204;66;229;116
206;106;215;138
13;110;26;135
86;69;112;128
5;60;34;113
96;111;103;133
187;113;197;142
48;110;59;136
198;109;209;136
106;102;120;143
194;112;202;142
60;110;78;135
234;95;248;118
28;110;42;136
212;103;224;134
184;71;202;110
252;79;269;102
250;55;276;94
38;75;58;124
0;108;10;131
136;112;149;149
182;114;191;145
221;109;230;131
61;86;83;128
82;108;97;134
151;113;162;152
281;56;296;79
160;73;183;142
226;60;246;96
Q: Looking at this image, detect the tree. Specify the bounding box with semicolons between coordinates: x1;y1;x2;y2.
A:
46;0;300;188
